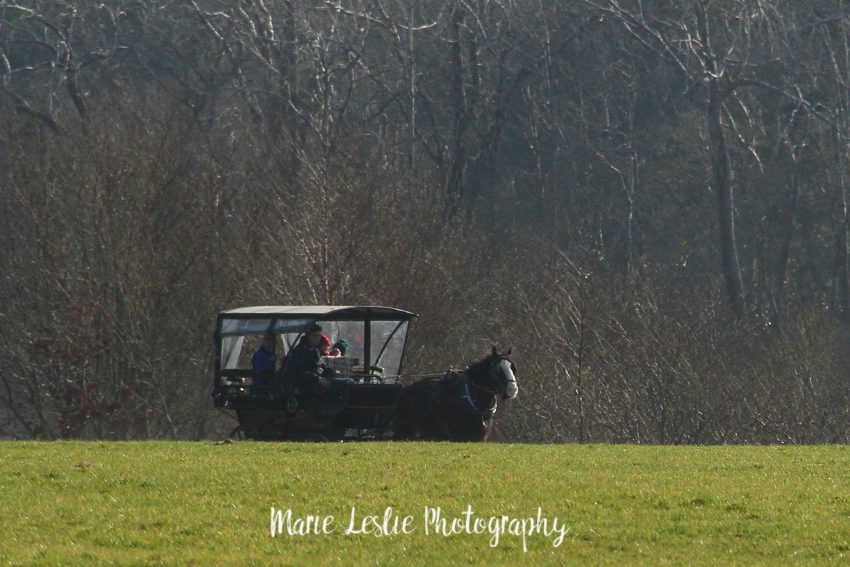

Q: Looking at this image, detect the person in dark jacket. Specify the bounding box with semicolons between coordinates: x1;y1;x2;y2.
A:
284;323;329;393
251;332;276;397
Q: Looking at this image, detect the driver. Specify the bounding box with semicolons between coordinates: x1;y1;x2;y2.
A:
284;323;335;394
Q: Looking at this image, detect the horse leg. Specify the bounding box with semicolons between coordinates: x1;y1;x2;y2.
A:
449;417;489;442
480;420;493;442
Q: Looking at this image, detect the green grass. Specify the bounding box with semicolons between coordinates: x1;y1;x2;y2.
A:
1;442;849;565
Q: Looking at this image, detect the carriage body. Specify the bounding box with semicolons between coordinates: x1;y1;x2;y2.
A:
211;305;416;440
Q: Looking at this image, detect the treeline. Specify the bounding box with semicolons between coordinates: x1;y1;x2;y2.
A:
1;0;850;442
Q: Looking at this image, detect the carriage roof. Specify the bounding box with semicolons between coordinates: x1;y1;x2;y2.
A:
219;305;417;320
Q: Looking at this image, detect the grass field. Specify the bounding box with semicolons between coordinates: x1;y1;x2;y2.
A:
1;442;849;565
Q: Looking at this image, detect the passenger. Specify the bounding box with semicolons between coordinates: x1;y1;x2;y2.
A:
331;338;349;357
251;332;276;397
319;333;332;356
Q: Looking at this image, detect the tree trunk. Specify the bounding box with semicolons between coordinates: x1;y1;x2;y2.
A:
445;4;467;208
772;168;798;326
834;179;850;318
697;4;745;317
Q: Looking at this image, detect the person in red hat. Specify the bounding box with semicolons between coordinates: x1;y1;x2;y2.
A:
319;333;332;356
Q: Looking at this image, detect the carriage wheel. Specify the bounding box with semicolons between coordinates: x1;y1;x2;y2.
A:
284;395;299;416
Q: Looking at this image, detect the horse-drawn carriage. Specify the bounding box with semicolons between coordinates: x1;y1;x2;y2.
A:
211;305;518;441
211;305;415;440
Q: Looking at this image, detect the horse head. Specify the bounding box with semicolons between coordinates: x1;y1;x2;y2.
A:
488;346;518;400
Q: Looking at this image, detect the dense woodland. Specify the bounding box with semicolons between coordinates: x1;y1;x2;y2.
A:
2;0;850;442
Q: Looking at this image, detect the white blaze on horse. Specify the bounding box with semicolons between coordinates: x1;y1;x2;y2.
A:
392;347;519;442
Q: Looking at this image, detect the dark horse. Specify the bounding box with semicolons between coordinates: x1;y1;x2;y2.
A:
392;347;518;441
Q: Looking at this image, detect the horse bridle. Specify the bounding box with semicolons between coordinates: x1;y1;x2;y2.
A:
463;356;515;418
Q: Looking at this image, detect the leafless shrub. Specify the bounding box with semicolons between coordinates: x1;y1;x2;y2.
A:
742;314;850;443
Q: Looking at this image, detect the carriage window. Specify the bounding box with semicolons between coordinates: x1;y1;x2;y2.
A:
371;321;408;376
219;318;410;378
221;334;271;372
220;318;272;336
221;336;245;370
328;321;365;363
236;335;264;368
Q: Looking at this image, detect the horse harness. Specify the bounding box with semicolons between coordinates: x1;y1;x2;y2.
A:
435;370;499;421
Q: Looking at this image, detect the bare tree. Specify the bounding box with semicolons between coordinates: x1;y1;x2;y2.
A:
584;0;809;316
